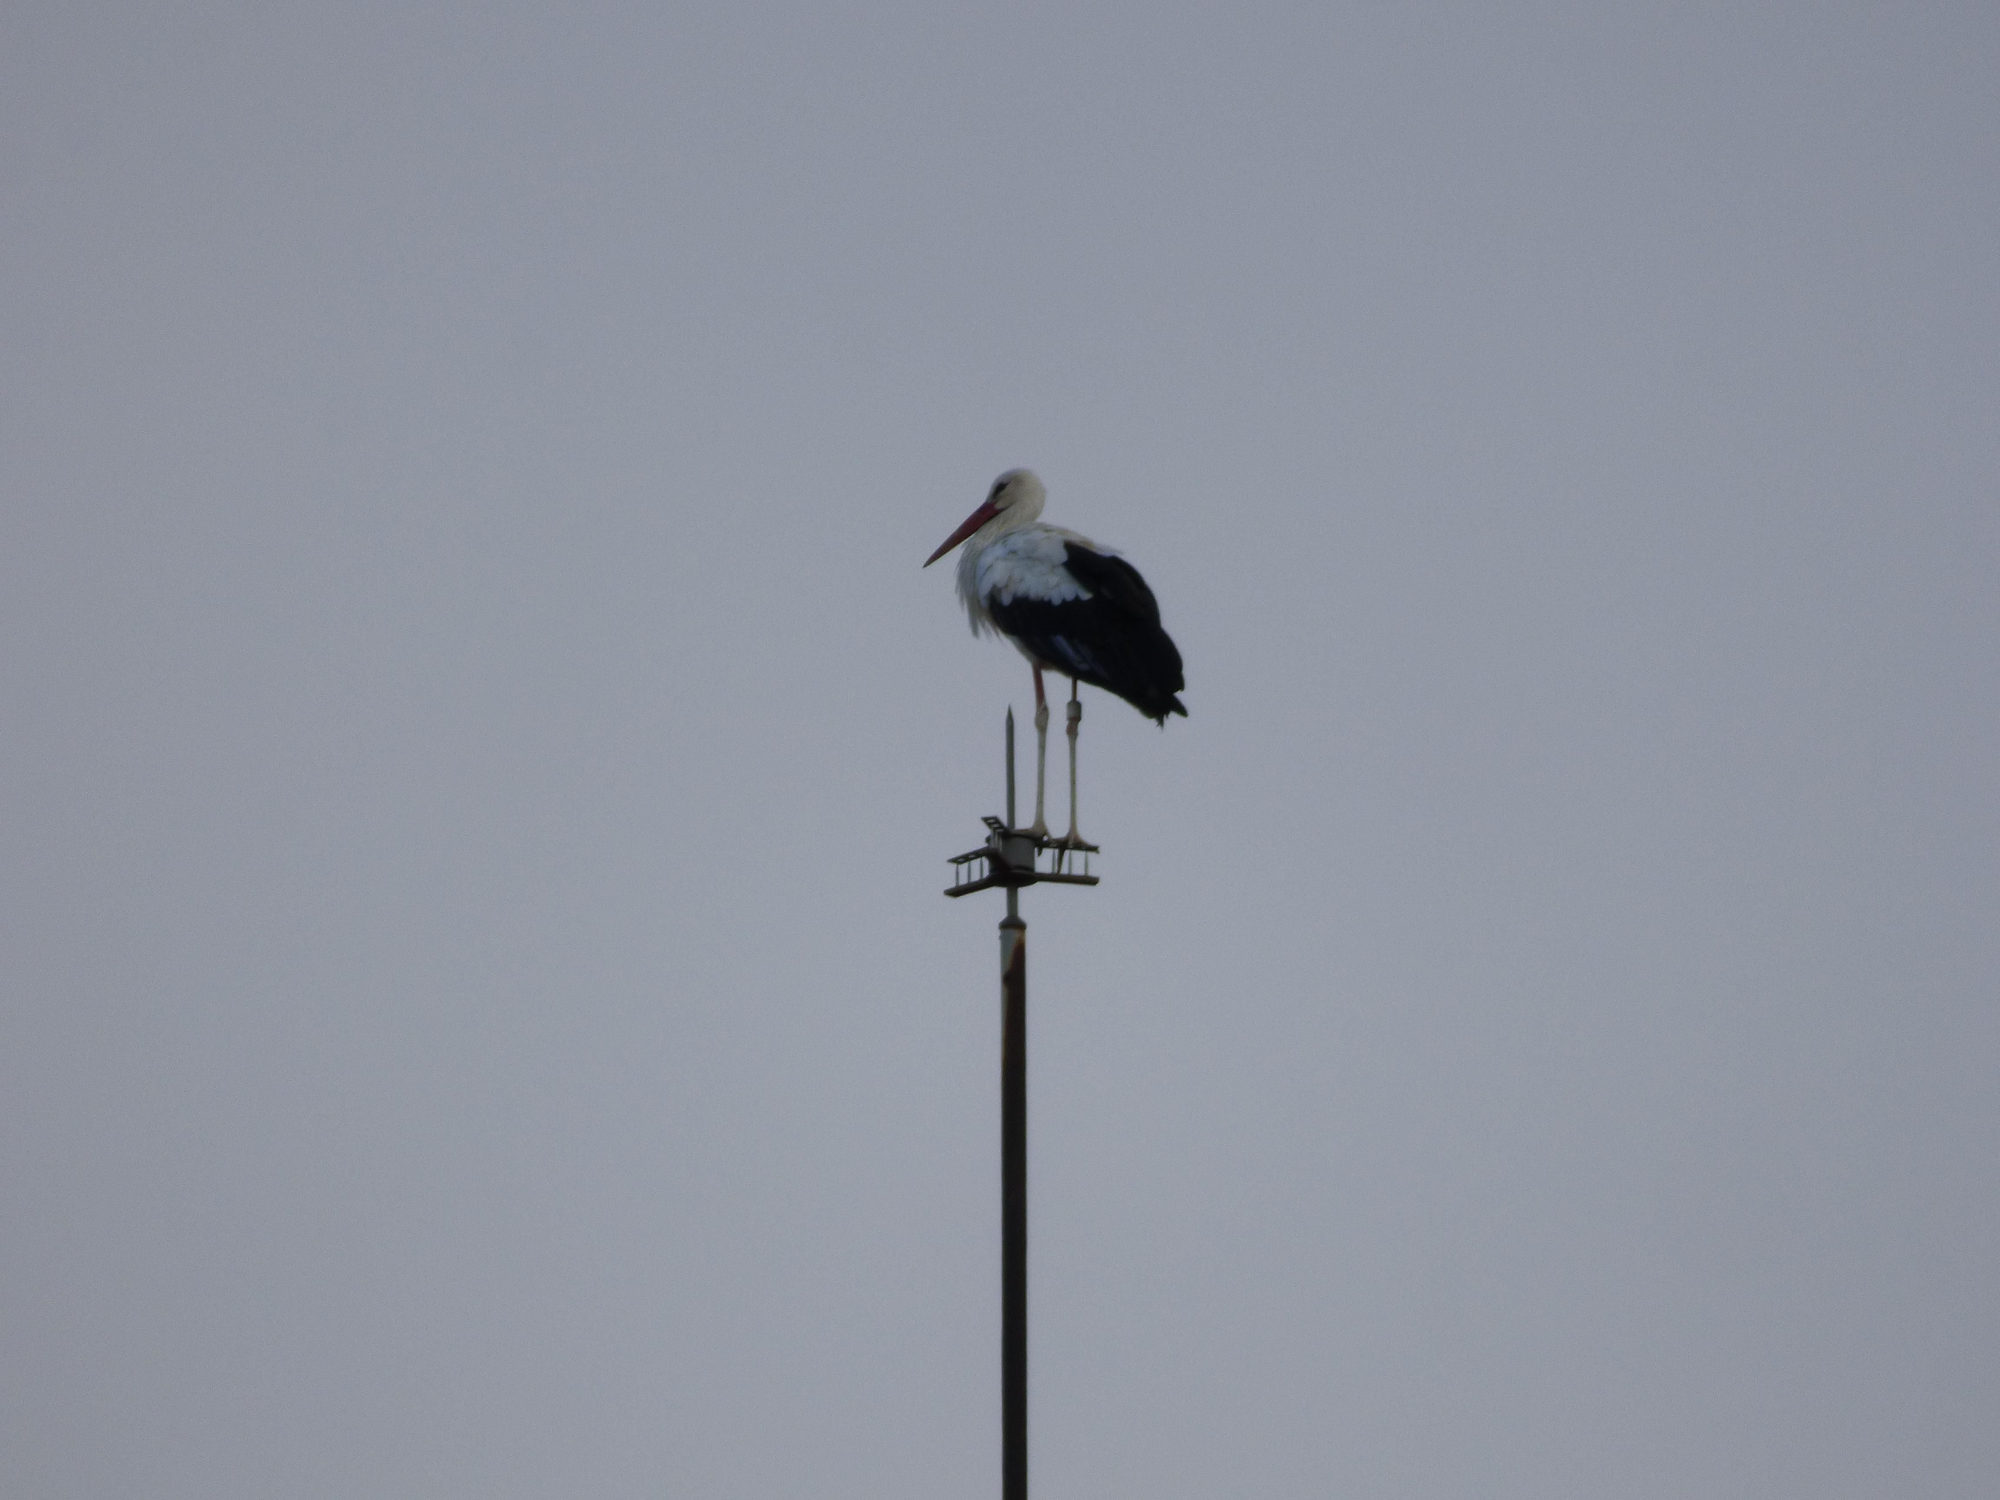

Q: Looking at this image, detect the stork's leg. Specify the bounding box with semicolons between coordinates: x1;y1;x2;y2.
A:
1029;667;1049;838
1062;677;1085;847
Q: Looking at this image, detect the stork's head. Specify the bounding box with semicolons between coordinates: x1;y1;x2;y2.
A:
924;469;1046;566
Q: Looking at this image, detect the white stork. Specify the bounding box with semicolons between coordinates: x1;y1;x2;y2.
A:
925;468;1185;842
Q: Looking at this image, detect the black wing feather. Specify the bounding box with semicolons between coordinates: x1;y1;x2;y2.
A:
988;543;1187;723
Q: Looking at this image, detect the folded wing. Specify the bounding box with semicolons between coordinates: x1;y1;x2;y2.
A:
987;543;1187;724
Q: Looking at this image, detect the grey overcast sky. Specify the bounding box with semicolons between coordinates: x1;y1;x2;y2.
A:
4;3;1995;1496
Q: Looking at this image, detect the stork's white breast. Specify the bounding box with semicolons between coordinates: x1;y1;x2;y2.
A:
976;528;1092;607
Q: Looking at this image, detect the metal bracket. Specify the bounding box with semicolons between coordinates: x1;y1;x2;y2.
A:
946;815;1099;897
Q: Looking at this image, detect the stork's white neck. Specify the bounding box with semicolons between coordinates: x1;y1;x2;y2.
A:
970;496;1042;552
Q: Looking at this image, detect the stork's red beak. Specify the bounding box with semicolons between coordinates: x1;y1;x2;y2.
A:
924;497;1000;567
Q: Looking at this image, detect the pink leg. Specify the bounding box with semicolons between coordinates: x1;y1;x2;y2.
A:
1063;678;1085;847
1028;667;1050;836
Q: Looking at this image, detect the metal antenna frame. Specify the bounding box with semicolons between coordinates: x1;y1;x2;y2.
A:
943;707;1100;1500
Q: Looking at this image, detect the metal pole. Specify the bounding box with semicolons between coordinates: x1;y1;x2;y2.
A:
1000;702;1028;1497
941;705;1091;1498
1000;904;1026;1500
